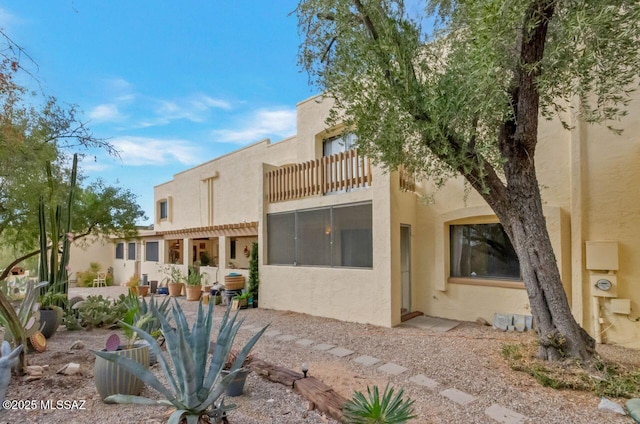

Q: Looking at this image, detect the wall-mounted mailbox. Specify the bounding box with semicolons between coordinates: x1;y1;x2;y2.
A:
585;241;619;271
590;273;618;298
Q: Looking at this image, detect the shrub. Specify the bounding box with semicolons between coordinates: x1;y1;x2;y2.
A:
343;384;416;424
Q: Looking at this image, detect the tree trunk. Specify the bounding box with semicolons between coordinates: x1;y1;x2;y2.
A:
489;160;595;360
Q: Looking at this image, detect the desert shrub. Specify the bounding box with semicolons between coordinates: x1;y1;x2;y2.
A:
75;294;133;329
502;342;640;398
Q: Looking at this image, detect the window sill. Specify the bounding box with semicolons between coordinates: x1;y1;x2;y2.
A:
448;277;525;289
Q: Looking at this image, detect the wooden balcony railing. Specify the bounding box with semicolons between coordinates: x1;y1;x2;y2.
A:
267;149;372;203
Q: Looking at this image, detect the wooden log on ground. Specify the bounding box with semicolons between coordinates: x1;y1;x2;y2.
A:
294;376;347;423
248;359;303;387
249;359;347;422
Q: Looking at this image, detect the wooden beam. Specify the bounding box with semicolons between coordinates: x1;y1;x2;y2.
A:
249;359;347;422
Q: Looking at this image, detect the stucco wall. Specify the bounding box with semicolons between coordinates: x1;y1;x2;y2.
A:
68;237;113;283
580;95;640;348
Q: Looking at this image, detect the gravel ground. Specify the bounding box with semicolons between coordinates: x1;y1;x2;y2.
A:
2;286;637;423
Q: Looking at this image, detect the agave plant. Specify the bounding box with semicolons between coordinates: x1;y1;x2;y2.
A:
92;298;267;423
343;384;416;424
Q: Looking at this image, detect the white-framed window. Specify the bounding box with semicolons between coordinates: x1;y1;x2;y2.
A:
449;223;520;280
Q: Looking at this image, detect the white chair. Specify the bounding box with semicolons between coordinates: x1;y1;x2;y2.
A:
92;272;107;287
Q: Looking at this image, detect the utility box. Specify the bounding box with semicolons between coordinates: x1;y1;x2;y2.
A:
611;299;631;315
590;273;618;298
585;241;619;271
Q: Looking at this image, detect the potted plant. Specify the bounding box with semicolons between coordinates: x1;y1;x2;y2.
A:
184;266;203;301
233;291;250;309
93;302;151;401
126;274;141;296
166;267;184;297
221;349;254;396
37;290;67;339
93;299;268;423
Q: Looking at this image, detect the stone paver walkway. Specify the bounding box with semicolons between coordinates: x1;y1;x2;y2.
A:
238;313;529;424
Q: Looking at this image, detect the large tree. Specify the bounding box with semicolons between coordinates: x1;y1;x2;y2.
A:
297;0;640;361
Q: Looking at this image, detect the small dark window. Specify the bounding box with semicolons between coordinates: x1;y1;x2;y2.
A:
145;241;159;262
115;243;124;259
230;239;236;259
159;200;168;220
127;242;136;260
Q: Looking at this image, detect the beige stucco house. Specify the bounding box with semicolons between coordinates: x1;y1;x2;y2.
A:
104;92;640;349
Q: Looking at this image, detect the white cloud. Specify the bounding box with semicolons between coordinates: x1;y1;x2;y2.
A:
152;93;232;124
89;103;122;122
78;155;109;172
111;136;201;166
212;108;296;144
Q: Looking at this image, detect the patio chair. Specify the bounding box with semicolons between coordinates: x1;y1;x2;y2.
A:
92;272;107;287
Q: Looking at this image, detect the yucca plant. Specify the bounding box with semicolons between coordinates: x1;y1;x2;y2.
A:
343;384;416;424
92;298;267;424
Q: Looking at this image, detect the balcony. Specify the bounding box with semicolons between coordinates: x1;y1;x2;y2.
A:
266;149;372;203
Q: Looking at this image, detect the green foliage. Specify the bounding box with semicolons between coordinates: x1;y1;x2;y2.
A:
38;290;68;310
343;384;416;424
75;294;132;329
297;1;640;180
93;299;268;424
232;291;250;300
502;342;640;398
199;251;211;267
248;242;259;301
185;266;203;286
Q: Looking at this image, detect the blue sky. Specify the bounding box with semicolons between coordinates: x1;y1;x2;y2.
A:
1;1;315;224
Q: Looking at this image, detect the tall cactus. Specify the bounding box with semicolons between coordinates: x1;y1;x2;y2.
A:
38;153;77;301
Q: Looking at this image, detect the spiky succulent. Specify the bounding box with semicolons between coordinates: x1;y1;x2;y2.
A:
343;383;416;424
92;298;267;424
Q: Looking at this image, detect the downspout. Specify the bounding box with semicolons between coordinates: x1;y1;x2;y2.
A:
570;102;589;336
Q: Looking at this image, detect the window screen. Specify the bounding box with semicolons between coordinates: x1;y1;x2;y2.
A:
333;203;372;267
267;212;295;265
297;208;331;266
145;241;159;262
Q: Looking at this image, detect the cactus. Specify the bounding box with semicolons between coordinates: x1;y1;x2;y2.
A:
93;299;267;423
38;154;77;303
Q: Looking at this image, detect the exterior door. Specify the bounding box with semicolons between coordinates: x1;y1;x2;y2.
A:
400;225;411;314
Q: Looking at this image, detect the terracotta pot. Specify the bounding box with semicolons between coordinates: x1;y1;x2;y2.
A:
168;282;184;297
138;286;149;297
94;343;149;401
185;285;202;301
